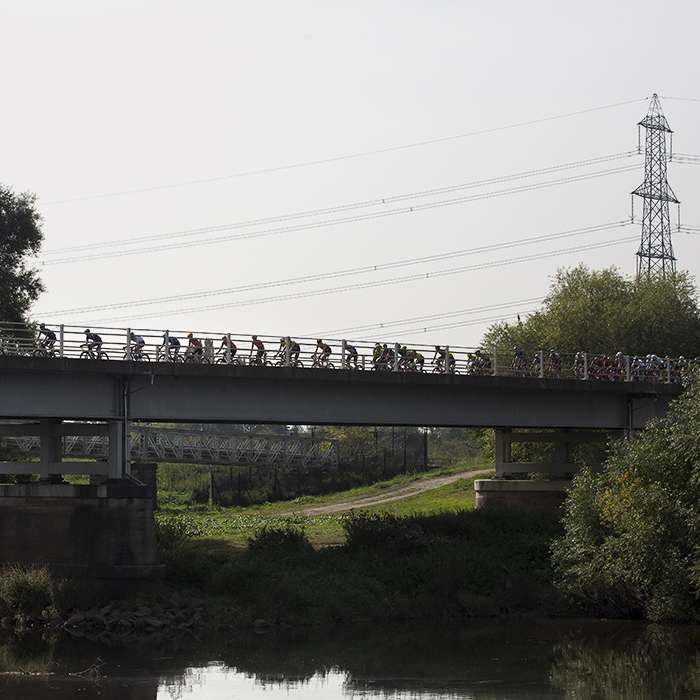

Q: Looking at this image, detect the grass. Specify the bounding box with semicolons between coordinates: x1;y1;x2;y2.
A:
155;458;493;547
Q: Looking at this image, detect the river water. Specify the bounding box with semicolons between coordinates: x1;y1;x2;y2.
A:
2;619;700;699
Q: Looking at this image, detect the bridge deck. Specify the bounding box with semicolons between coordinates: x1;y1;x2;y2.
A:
0;355;682;430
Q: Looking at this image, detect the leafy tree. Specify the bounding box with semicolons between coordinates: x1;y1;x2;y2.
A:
481;264;700;357
551;375;700;621
0;184;44;325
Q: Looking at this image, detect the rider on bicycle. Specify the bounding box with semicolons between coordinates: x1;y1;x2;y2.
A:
163;333;181;360
187;333;203;360
129;332;146;357
220;335;237;362
251;336;266;364
433;346;455;372
345;342;359;368
315;339;332;365
276;338;300;366
38;323;56;351
84;329;102;353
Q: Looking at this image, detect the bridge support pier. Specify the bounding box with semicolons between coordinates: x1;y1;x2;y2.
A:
0;421;162;596
475;429;617;508
0;481;164;596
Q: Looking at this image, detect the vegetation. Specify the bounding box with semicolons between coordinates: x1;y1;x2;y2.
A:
482;264;700;357
0;184;44;326
552;374;700;622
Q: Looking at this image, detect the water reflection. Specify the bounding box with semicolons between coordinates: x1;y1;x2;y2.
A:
2;620;700;699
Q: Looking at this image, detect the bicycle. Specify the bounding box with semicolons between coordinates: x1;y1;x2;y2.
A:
123;345;150;362
33;340;57;358
248;351;271;367
156;344;182;362
311;353;335;369
184;348;210;364
79;343;109;360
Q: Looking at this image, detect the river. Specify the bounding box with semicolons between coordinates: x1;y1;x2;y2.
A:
2;619;700;699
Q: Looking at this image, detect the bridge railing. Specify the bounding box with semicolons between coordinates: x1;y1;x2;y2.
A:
1;321;691;384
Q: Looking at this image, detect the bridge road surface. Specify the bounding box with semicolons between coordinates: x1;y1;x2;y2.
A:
0;355;682;430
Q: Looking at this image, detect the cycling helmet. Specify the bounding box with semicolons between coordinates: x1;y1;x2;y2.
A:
84;329;90;334
39;323;45;329
317;339;323;344
252;335;258;340
435;345;440;350
222;336;228;340
280;338;285;343
130;332;135;338
187;333;193;338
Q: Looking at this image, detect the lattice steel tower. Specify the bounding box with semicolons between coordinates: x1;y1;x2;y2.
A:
632;94;679;277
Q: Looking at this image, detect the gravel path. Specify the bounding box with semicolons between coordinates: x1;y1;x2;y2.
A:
275;468;492;516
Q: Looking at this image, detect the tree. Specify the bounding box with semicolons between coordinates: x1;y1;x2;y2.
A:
481;264;700;358
0;184;44;325
551;375;700;621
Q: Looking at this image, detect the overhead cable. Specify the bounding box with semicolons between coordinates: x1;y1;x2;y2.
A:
41;99;647;205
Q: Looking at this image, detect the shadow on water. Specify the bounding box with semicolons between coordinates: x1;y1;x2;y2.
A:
2;619;700;698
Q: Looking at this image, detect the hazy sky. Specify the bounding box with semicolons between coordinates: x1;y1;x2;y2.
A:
3;0;699;352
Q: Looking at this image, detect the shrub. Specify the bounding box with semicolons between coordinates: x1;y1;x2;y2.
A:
246;524;314;559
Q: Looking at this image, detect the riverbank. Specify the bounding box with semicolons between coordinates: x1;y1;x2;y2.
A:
0;464;582;639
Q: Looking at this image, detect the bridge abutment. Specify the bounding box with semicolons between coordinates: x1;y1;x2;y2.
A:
0;481;164;597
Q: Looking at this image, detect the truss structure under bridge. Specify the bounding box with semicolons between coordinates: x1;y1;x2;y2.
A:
3;424;339;472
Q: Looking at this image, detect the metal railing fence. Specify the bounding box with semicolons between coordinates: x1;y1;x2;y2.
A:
1;321;693;384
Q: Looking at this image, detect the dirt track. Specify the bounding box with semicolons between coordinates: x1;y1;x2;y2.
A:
276;468;492;516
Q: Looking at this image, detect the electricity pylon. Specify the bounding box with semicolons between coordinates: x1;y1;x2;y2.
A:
632;94;679;277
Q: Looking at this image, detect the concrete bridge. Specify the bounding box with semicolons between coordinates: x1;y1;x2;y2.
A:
0;353;683;594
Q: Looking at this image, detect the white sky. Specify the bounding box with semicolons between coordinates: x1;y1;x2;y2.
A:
2;0;699;351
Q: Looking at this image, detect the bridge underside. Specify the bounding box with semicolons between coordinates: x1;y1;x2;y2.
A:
0;356;681;481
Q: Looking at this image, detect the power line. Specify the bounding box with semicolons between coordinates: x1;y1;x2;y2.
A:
41;151;637;257
81;236;637;325
41;165;639;266
40;98;647;206
42;221;632;316
310;297;544;337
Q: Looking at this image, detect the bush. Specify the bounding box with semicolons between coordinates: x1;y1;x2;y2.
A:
246;524;314;559
0;565;62;621
552;374;700;621
155;513;206;549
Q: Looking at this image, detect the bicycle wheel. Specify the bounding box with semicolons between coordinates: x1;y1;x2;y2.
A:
326;362;335;370
140;352;151;362
79;350;91;360
99;352;109;360
33;349;45;357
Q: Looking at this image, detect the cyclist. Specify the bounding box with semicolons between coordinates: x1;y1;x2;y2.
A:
250;335;266;365
548;349;562;378
38;323;57;352
315;339;332;366
372;343;384;369
345;342;359;368
84;329;103;356
186;332;203;361
162;333;181;360
409;348;425;371
129;332;146;358
220;335;237;362
474;348;491;374
275;338;301;366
